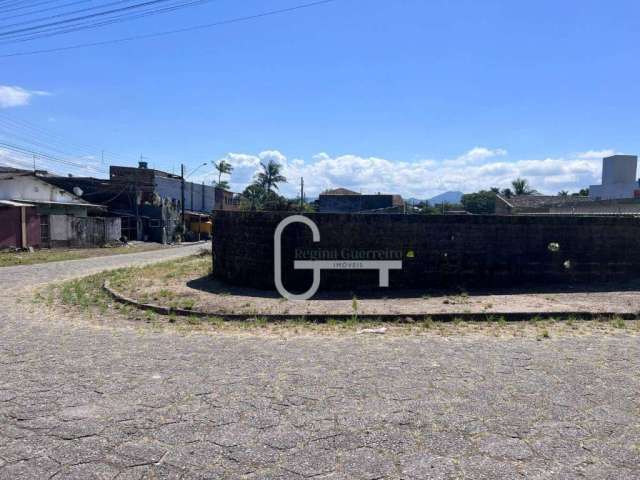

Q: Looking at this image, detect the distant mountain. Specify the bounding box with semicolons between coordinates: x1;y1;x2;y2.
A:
428;191;464;205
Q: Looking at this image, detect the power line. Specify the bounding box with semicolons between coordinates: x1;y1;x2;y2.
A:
0;0;139;27
0;113;141;177
0;141;106;174
0;0;182;37
0;0;45;13
0;112;137;167
0;1;93;21
0;0;217;45
0;0;338;58
0;129;111;175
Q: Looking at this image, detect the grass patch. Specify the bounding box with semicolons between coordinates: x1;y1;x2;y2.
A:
612;316;626;329
39;252;210;320
421;316;434;329
35;253;640;337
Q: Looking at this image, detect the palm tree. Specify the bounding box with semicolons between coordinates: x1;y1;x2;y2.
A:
241;183;265;211
558;190;569;196
511;177;537;196
256;160;287;193
216;180;230;191
213;160;233;186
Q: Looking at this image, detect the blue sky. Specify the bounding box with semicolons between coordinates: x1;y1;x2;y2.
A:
1;0;640;197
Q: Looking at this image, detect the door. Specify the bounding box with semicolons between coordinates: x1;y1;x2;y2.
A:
40;215;50;248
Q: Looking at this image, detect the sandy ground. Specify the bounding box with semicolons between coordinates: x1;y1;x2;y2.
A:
130;274;640;316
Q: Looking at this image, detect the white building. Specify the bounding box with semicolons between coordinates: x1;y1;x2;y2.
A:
589;155;639;200
0;168;120;248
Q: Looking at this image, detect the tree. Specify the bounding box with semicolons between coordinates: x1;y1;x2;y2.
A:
240;183;266;211
571;188;589;197
558;190;569;196
511;177;537;196
256;160;287;193
414;201;439;215
239;181;297;212
216;180;230;191
500;188;513;198
213;160;233;187
461;190;497;214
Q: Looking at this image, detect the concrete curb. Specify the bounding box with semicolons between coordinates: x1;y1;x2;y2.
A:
102;281;639;322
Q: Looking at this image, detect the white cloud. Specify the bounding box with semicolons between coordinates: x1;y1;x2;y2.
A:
577;149;616;160
211;147;616;198
446;146;508;166
0;85;49;108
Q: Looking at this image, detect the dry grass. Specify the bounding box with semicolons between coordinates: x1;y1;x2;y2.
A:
79;249;640;317
32;254;640;338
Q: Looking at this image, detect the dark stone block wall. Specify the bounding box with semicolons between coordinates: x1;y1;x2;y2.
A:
212;211;640;292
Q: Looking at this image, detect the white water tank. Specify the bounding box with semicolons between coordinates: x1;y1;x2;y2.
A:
602;155;637;184
589;155;639;199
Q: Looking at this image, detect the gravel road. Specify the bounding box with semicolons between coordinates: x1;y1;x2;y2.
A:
0;242;209;290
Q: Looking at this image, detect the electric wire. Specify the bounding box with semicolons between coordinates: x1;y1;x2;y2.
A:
0;0;140;27
0;0;337;57
0;141;106;174
0;0;184;37
0;1;93;21
0;112;138;167
0;0;217;45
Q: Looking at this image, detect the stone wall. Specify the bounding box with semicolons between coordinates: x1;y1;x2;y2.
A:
212;211;640;291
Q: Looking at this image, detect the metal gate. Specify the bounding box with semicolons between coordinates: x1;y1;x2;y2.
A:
85;217;106;246
39;215;50;247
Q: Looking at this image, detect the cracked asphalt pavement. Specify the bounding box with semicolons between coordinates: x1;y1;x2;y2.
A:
0;244;639;479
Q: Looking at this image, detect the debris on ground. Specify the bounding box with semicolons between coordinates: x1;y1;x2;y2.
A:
357;327;387;334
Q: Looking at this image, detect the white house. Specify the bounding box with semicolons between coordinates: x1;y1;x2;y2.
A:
0;168;120;248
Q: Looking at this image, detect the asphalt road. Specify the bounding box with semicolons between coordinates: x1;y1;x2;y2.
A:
0;244;638;479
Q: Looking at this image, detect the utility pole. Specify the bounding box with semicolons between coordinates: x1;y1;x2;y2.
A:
200;181;205;241
190;180;194;213
300;177;304;210
133;172;139;240
32;154;36;172
181;163;186;234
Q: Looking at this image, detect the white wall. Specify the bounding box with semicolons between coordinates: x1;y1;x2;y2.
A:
49;215;121;246
602;155;637;184
0;175;86;204
590;155;639;200
49;214;71;242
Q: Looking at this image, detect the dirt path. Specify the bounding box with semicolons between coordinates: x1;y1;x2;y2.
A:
0;242;209;291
